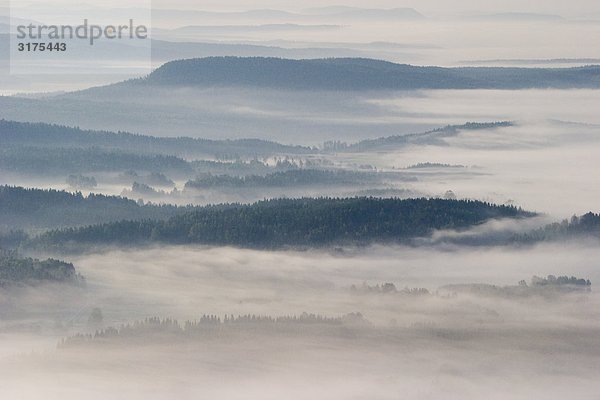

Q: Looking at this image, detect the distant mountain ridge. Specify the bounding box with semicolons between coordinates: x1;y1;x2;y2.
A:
140;57;600;90
151;7;425;22
0;119;512;157
475;12;564;21
0;119;312;158
302;6;425;19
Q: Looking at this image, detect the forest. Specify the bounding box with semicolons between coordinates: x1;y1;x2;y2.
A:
142;57;600;90
184;169;377;189
0;119;311;159
0;250;83;286
29;197;532;249
59;312;371;348
6;185;600;250
0;146;193;177
344;121;513;152
519;212;600;241
0;186;198;230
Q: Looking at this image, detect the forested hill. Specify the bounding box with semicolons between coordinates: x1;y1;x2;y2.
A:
0;120;311;158
337;121;513;152
0;251;83;287
517;212;600;242
0;186;197;230
31;198;534;250
141;57;600;90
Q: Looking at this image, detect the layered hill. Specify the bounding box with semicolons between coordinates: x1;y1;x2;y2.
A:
138;57;600;91
31;198;533;250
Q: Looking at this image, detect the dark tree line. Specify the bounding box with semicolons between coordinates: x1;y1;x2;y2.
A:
31;197;533;250
441;275;592;298
0;145;192;177
184;169;375;189
0;119;311;159
518;212;600;242
531;275;591;287
345;122;513;152
59;312;368;347
0;250;83;286
0;186;199;230
350;282;430;296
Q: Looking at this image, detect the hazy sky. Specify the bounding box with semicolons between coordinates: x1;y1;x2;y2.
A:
6;0;600;18
144;0;600;18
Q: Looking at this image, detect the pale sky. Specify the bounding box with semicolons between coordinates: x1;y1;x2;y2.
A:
146;0;600;18
5;0;600;18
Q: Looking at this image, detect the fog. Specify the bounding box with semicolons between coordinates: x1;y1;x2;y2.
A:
2;102;599;218
4;88;600;144
333;117;600;217
2;0;600;396
2;243;600;399
67;243;600;316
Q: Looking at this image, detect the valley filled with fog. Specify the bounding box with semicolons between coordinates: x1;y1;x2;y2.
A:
2;243;600;399
1;112;598;217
